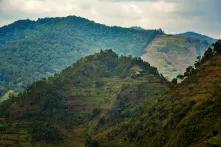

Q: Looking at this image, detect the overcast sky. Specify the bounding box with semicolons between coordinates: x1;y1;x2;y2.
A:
0;0;220;38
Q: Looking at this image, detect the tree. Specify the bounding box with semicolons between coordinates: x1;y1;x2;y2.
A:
31;122;63;143
177;74;184;80
201;47;213;62
194;56;201;68
95;80;104;88
85;135;99;147
171;78;177;85
184;66;195;77
214;40;221;53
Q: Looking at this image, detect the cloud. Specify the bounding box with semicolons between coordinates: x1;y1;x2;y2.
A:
0;0;220;38
100;0;179;2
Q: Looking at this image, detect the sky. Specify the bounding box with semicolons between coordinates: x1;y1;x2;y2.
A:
0;0;220;38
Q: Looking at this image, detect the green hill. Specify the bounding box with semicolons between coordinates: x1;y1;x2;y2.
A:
0;16;216;97
0;40;220;146
93;40;221;146
0;49;169;146
0;16;162;96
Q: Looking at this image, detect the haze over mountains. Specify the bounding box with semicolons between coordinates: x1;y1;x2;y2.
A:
0;16;216;97
142;33;215;80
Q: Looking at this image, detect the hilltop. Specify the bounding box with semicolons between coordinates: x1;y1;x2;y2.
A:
0;49;169;146
0;16;161;96
0;16;215;97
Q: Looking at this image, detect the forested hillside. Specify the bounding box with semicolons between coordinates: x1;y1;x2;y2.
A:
0;16;215;97
94;40;221;146
0;50;169;146
0;40;220;146
0;16;162;96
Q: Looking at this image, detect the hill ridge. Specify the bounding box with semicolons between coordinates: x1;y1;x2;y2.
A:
0;15;162;96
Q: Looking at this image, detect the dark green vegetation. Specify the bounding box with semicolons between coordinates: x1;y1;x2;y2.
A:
0;16;162;96
0;40;221;146
0;50;169;146
0;16;215;97
93;41;221;146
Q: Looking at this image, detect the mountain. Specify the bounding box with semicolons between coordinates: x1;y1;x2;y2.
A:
0;49;169;146
141;33;216;80
130;26;145;30
0;16;162;96
92;40;221;146
0;40;221;146
0;16;215;97
180;31;216;44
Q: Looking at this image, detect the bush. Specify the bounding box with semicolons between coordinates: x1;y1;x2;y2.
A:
31;122;63;143
201;47;214;63
184;66;195;77
85;136;99;147
95;80;104;88
214;40;221;53
171;78;177;85
177;74;184;80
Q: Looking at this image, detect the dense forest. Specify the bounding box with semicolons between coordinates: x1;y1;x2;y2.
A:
0;40;221;146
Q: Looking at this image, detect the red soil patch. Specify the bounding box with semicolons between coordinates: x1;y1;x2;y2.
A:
64;96;94;112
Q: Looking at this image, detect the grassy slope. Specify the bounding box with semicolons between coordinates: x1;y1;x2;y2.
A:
165;52;221;147
141;34;215;80
97;46;221;147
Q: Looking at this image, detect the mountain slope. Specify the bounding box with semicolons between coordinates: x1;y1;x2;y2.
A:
0;50;169;146
94;40;221;147
141;34;216;80
0;16;216;97
0;16;162;96
180;32;216;44
0;40;221;146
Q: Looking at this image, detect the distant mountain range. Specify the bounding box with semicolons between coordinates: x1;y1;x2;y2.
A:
0;16;216;96
180;31;216;44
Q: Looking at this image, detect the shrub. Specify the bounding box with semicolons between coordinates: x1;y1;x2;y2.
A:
184;66;195;77
171;78;177;85
95;80;104;88
31;122;63;143
85;136;99;147
214;40;221;53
